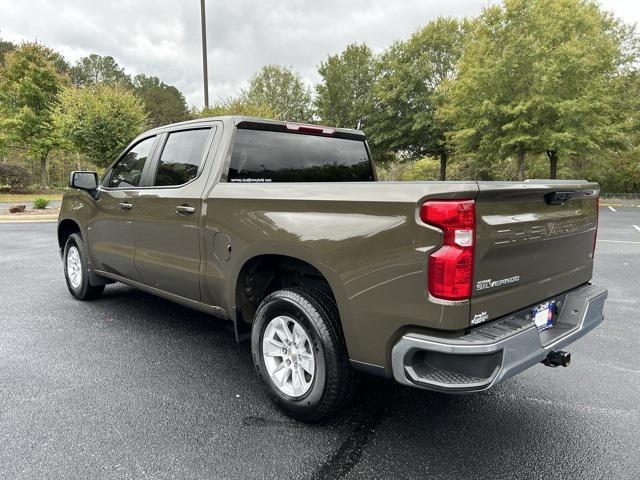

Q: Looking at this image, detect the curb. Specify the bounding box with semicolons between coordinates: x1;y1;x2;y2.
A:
600;203;640;208
0;216;58;223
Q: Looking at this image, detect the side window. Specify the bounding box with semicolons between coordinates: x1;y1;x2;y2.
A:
153;128;211;186
107;136;155;188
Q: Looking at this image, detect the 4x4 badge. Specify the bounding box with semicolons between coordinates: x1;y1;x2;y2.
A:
472;311;489;325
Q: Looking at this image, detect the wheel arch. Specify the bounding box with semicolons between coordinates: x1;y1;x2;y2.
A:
229;249;354;354
57;218;82;252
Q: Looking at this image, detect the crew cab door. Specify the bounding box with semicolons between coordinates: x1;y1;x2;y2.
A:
133;126;216;301
89;135;158;280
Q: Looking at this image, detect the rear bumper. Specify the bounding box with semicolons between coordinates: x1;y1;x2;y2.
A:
391;284;607;392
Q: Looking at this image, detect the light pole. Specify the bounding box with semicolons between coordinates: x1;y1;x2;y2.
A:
200;0;209;108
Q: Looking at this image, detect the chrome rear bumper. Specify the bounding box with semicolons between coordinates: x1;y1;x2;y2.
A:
391;284;607;392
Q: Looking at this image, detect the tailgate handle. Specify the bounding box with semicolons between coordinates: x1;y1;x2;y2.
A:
544;191;574;205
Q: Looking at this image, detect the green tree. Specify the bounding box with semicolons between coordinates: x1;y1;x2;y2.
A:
133;74;190;127
197;96;276;119
0;39;13;156
446;0;635;180
53;84;146;167
69;54;131;87
243;64;312;122
0;42;68;187
315;43;376;128
399;157;441;181
599;71;640;193
0;38;16;66
367;18;468;179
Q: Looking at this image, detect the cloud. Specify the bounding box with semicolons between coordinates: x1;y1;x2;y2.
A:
1;0;637;107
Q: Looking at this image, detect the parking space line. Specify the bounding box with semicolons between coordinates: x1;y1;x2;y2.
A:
608;206;616;212
597;239;640;244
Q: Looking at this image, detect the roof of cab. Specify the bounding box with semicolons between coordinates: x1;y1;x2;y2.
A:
143;116;366;140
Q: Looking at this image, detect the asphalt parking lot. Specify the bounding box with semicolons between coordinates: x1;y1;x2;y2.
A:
1;207;639;480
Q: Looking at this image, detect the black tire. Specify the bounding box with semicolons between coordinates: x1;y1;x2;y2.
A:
251;287;356;422
63;233;105;300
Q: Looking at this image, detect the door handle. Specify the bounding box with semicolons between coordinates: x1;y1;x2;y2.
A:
176;205;196;215
119;202;133;210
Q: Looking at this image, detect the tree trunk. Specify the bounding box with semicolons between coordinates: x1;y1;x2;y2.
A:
546;150;559;179
39;152;48;189
439;152;447;181
517;145;526;181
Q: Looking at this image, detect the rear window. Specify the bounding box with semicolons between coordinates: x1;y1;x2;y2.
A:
227;129;374;182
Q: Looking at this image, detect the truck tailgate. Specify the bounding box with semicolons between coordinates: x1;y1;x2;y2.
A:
470;180;599;324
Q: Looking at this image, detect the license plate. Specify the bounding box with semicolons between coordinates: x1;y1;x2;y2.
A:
532;301;555;331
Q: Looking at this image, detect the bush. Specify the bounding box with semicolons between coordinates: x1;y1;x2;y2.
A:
400;158;440;181
32;197;50;209
0;164;31;192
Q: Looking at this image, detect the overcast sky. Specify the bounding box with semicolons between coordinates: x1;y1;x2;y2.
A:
1;0;638;107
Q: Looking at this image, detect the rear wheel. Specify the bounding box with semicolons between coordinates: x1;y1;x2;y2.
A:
63;233;105;300
251;287;356;422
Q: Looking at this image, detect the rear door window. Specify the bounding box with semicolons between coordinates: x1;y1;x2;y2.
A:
106;136;155;188
227;129;374;182
153;128;211;186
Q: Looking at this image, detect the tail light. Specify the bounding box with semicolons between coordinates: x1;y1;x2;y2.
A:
593;196;599;257
420;200;475;300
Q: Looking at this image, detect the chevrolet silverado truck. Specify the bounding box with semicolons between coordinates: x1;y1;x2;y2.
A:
58;116;607;421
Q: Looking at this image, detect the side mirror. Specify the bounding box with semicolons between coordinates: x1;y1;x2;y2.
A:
69;171;98;191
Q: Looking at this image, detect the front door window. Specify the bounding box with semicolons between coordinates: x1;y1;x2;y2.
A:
107;136;155;188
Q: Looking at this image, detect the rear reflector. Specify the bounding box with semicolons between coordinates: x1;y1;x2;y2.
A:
420;200;475;301
286;123;336;135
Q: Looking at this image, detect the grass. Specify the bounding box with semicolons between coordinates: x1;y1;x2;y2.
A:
0;192;63;203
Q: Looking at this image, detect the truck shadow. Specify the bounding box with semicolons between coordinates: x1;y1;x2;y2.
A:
92;283;598;480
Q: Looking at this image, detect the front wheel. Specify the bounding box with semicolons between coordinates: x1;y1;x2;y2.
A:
63;233;105;300
251;287;356;422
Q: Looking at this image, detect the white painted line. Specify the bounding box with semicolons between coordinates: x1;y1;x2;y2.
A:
608;206;616;212
0;219;57;224
597;239;640;245
633;225;640;233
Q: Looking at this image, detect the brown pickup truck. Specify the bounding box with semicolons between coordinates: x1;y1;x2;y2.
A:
58;116;607;421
